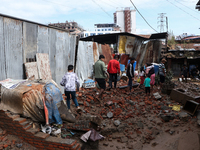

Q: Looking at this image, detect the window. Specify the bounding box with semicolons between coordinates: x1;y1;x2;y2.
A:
98;33;103;35
85;33;88;37
108;29;111;31
102;29;104;31
105;29;107;31
98;29;100;31
90;33;96;36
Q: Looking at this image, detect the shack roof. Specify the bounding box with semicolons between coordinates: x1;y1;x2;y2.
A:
80;32;167;44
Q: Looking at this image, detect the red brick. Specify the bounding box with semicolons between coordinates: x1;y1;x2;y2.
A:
34;132;50;139
59;146;65;149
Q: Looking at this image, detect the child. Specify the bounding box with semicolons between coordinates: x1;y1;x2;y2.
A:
139;66;145;85
60;65;81;112
144;74;151;96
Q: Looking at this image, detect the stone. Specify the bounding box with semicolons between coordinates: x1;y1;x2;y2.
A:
106;101;113;106
161;105;169;110
90;100;95;104
137;121;144;129
153;92;162;99
139;102;145;106
121;136;128;143
107;112;113;118
85;101;90;107
132;141;143;150
160;114;174;122
114;120;121;126
178;112;190;121
151;142;159;147
103;142;109;146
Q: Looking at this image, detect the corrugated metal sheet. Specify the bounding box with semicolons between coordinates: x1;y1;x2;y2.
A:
0;16;6;80
36;53;52;80
23;22;37;62
37;26;49;53
48;28;57;81
93;42;99;62
55;31;64;92
101;44;112;65
76;41;94;87
0;16;77;93
4;17;23;79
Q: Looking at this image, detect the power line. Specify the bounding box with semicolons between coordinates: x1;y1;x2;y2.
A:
92;0;113;18
129;0;158;33
165;0;200;22
174;0;200;15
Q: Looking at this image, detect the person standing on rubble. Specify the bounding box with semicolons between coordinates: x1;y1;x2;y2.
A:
107;55;120;89
159;59;167;89
180;64;188;83
60;65;81;112
144;74;151;96
94;55;109;99
127;58;135;94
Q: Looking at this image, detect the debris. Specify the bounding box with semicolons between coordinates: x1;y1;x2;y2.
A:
113;120;121;126
153;92;162;99
107;112;113;118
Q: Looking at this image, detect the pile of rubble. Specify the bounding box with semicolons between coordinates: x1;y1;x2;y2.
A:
64;80;200;150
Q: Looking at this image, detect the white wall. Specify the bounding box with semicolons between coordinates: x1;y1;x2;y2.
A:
131;10;136;34
116;11;125;32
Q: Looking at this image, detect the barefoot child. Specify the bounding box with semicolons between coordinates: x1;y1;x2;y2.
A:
144;74;151;96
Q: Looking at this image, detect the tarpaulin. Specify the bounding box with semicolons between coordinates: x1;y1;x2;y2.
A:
1;79;75;124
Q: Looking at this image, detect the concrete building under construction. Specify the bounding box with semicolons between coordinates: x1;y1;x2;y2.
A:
114;7;136;34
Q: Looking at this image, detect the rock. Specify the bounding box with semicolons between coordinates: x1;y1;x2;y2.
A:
90;100;95;104
106;101;113;106
114;120;121;126
121;136;128;143
153;92;162;99
132;141;143;150
107;112;113;118
160;114;174;122
16;143;23;148
161;105;169;110
178;112;190;121
103;142;109;146
85;101;90;107
137;121;144;129
127;144;133;149
151;142;159;147
139;102;145;106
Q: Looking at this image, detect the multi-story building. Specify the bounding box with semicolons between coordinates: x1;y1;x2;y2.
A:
48;21;85;36
81;23;120;38
114;7;136;34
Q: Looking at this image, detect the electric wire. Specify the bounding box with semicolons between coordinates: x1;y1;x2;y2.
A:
166;0;200;22
174;0;200;15
91;0;113;18
129;0;158;33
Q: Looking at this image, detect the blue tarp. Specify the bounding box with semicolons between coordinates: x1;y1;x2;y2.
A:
44;82;63;124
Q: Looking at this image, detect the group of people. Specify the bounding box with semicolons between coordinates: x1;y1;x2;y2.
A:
59;54;167;112
138;58;167;95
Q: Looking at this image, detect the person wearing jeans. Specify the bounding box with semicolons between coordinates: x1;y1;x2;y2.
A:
107;55;120;88
60;65;81;112
127;58;135;94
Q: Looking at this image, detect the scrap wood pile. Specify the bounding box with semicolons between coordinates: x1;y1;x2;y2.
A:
66;79;200;146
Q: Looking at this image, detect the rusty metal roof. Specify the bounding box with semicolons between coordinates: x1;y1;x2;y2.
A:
80;32;167;44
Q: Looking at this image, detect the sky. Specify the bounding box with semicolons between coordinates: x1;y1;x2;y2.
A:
0;0;200;36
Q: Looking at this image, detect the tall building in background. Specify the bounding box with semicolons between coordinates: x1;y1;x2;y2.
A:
114;7;136;34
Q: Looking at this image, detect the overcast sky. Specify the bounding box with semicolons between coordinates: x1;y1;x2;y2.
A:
0;0;199;36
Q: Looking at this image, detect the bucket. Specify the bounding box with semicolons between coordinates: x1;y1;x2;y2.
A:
120;64;125;72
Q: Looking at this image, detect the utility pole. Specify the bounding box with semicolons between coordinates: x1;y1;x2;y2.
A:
157;13;166;33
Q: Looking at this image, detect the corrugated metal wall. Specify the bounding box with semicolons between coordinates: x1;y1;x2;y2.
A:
0;16;76;91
